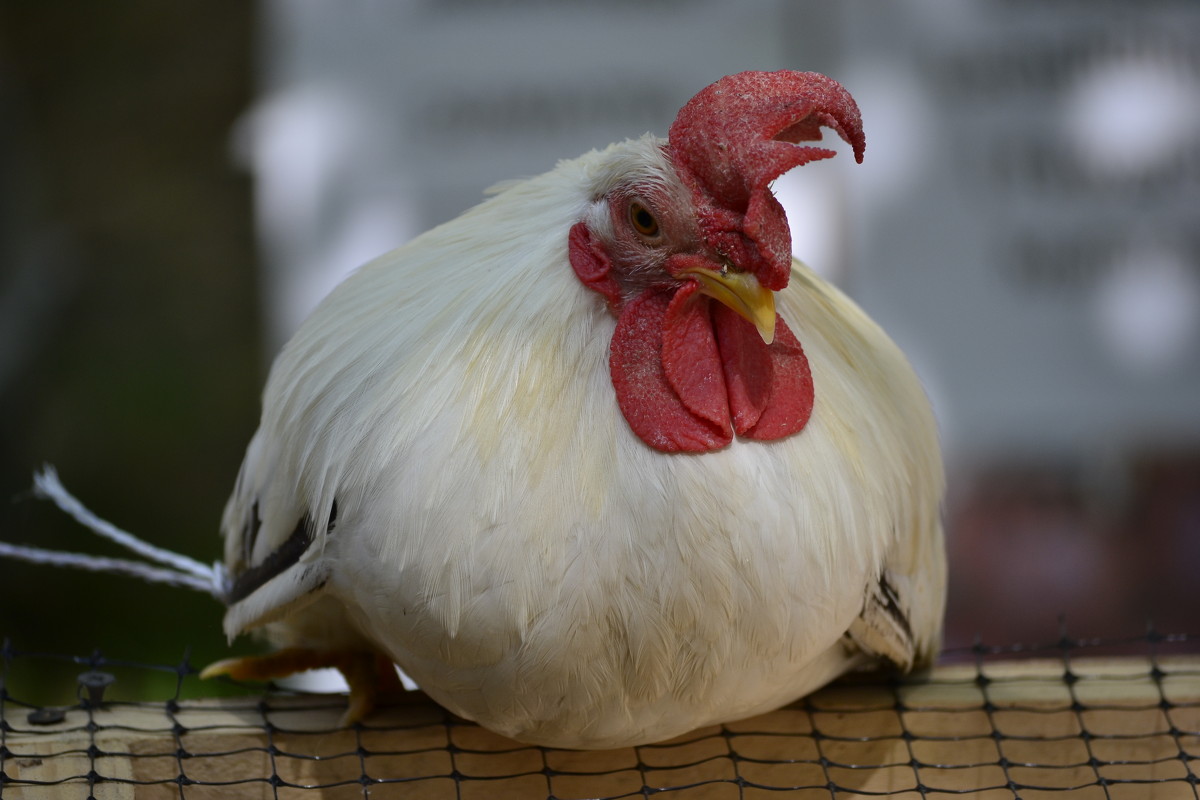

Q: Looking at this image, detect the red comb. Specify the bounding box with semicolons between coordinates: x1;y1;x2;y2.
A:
667;71;865;290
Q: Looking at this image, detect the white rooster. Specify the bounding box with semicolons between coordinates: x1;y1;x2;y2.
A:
17;70;946;749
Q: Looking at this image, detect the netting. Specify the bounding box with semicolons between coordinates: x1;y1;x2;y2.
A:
1;629;1197;799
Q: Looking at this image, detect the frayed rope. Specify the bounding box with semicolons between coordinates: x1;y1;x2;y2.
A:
0;466;228;599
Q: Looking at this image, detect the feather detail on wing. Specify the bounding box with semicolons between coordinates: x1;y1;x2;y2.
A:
219;430;338;640
847;520;946;672
847;569;918;671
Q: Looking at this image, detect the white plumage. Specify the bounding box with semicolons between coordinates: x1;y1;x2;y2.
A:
218;107;945;748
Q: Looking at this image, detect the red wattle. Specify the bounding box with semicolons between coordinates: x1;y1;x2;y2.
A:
609;284;813;453
712;302;772;434
609;290;732;453
661;281;730;433
714;304;813;441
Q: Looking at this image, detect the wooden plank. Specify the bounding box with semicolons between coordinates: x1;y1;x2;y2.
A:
3;656;1198;799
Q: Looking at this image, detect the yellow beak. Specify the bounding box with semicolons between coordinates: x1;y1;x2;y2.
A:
679;266;776;344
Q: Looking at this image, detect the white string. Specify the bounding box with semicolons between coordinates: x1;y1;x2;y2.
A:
1;466;230;599
32;466;217;579
0;541;221;595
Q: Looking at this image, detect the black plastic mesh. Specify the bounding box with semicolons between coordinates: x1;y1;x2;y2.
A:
1;629;1197;799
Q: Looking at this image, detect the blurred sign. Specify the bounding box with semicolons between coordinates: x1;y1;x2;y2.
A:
841;2;1200;459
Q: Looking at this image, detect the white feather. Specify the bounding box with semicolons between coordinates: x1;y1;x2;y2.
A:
221;134;945;748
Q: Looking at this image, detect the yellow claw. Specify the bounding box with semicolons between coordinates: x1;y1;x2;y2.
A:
200;648;406;726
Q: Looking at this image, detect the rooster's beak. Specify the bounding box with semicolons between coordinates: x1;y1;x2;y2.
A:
679;266;776;345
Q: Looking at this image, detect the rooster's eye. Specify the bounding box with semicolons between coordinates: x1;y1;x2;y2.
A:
629;201;660;238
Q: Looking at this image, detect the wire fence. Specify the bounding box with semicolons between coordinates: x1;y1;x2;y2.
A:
1;628;1198;798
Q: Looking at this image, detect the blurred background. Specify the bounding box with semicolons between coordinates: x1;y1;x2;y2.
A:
1;1;1197;703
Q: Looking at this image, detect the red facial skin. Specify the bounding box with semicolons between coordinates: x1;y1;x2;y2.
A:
570;71;865;453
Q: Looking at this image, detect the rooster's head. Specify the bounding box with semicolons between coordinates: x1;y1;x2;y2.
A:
569;70;865;453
